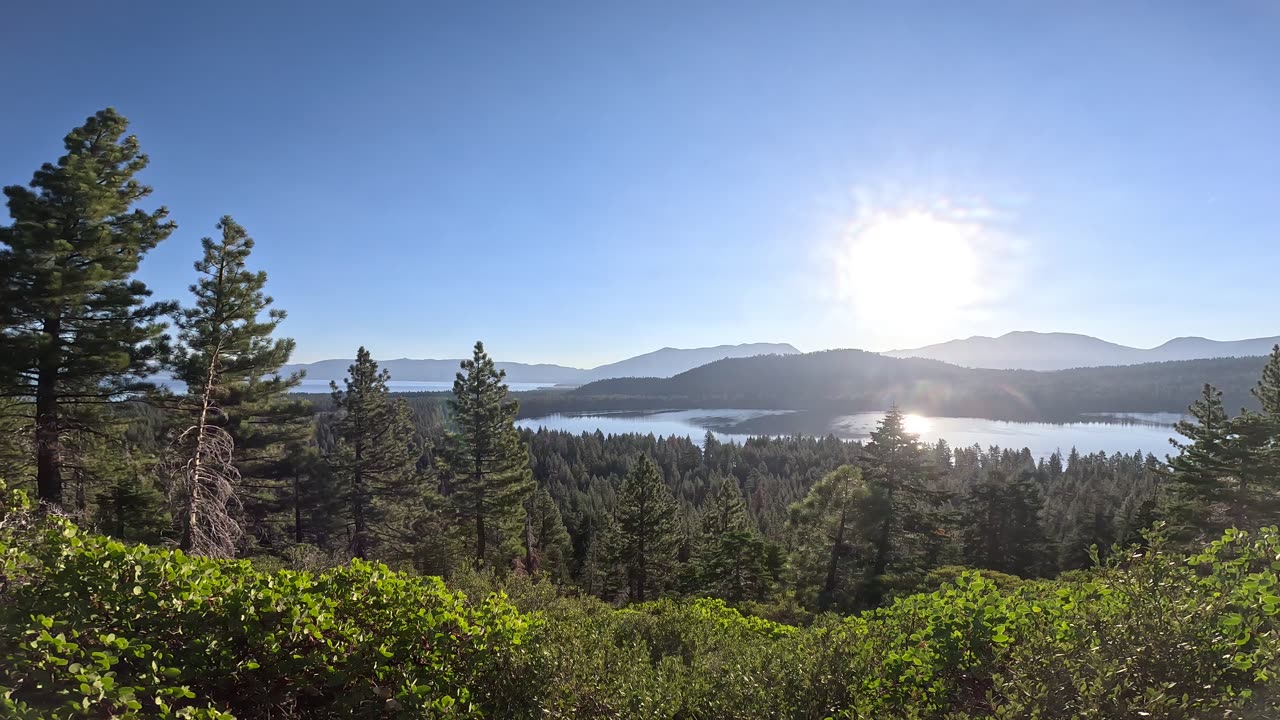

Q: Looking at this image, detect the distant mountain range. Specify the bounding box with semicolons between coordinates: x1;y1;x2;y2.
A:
281;343;800;385
883;331;1280;371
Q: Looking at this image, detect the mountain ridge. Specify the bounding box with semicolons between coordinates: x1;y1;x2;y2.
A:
538;349;1269;422
282;342;800;385
883;331;1280;370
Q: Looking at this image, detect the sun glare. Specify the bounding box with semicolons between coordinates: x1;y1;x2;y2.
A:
902;413;934;435
835;210;983;331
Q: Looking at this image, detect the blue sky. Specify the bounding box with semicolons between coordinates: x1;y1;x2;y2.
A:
3;1;1279;367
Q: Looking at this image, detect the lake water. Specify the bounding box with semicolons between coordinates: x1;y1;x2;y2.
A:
290;379;556;394
156;378;556;394
515;409;1187;458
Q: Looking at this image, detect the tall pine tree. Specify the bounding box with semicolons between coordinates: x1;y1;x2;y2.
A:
606;455;681;602
439;341;534;569
522;488;572;581
697;474;773;601
786;465;871;612
959;469;1048;577
0;109;175;504
328;348;420;560
1165;384;1235;536
168;216;310;551
861;406;934;603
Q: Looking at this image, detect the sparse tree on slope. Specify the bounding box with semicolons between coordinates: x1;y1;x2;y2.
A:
0;109;175;505
1241;345;1280;524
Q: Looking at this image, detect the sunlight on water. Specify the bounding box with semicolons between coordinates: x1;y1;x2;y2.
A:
517;410;1185;459
902;413;933;435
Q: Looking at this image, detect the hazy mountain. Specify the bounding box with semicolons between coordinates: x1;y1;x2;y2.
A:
281;343;800;385
281;358;585;385
550;349;1269;421
578;343;799;382
883;331;1280;371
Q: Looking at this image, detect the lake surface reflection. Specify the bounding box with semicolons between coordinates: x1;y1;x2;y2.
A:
290;380;556;393
515;409;1186;458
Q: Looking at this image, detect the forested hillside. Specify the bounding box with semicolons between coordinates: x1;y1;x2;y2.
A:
3;110;1280;718
549;350;1270;420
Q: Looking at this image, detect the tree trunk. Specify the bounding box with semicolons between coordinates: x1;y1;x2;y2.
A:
351;439;368;559
293;466;303;545
35;317;62;505
824;500;849;603
182;357;220;552
523;511;536;575
475;504;487;566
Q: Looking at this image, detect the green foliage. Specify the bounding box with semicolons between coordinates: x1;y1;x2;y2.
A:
0;483;532;719
4;481;1280;718
959;469;1049;577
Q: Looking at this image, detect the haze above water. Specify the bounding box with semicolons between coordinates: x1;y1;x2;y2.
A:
515;410;1186;459
290;380;556;393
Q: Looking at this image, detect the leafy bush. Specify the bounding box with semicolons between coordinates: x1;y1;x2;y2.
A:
4;481;1279;719
0;482;533;719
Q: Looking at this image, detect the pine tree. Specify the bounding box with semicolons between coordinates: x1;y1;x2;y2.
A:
607;455;681;602
168;217;310;551
1165;384;1234;536
861;406;933;603
697;474;772;601
786;465;871;612
328;348;420;560
959;469;1048;577
1252;345;1280;417
0;109;175;504
1243;345;1280;525
92;469;169;544
523;488;572;581
0;399;34;484
440;341;534;569
701;473;750;536
39;400;170;543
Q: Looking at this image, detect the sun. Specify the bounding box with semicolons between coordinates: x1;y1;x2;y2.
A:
835;210;982;327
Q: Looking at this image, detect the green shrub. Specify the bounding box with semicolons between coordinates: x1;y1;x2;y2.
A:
4;481;1279;719
0;483;533;718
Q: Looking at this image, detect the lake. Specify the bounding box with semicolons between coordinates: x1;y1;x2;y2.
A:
515;409;1187;458
156;378;558;394
290;379;557;394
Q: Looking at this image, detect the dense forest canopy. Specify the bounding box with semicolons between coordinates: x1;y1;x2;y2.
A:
2;110;1280;718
